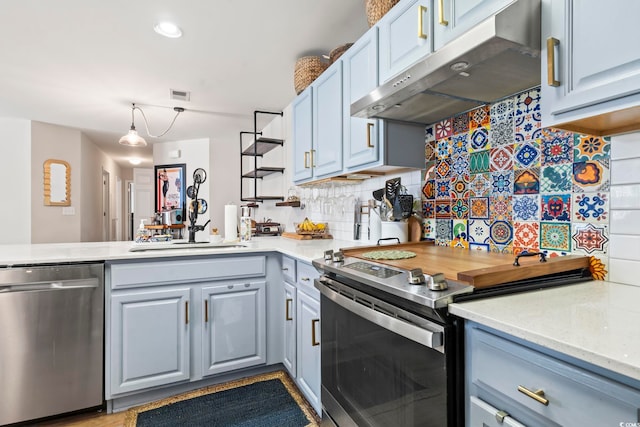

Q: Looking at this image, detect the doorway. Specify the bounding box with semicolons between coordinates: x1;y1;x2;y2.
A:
102;170;110;242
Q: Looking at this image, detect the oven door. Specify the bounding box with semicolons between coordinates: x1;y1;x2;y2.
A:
317;276;454;427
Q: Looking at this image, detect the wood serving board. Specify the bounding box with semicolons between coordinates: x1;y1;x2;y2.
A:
340;241;590;288
282;232;333;240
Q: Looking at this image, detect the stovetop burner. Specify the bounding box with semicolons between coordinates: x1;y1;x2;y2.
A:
344;261;403;279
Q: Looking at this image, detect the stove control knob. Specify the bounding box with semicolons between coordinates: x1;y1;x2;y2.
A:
332;251;344;264
408;268;426;285
324;250;334;261
426;273;448;291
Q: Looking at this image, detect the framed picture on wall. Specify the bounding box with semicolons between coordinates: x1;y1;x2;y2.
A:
154;164;186;216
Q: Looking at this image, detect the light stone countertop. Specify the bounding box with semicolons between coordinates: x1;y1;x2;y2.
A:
449;280;640;382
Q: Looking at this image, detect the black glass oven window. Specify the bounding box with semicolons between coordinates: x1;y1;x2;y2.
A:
321;294;448;427
344;261;403;279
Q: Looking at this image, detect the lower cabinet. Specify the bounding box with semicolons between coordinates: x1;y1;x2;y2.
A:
466;321;640;426
283;281;297;376
469;396;525;427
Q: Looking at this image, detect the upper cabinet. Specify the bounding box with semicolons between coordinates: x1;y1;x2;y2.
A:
432;0;513;50
541;0;640;135
313;61;344;178
378;0;433;84
292;88;313;182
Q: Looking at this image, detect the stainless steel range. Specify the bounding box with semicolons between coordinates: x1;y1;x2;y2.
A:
313;250;472;427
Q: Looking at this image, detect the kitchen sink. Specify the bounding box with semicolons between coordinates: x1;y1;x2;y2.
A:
129;241;247;252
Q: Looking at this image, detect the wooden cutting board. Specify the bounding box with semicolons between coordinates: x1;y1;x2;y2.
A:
340;241;590;288
282;232;333;240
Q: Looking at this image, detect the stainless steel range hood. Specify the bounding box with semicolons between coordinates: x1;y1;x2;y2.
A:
351;0;541;125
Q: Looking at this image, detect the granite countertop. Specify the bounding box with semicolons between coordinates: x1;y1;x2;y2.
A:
449;280;640;382
0;236;369;266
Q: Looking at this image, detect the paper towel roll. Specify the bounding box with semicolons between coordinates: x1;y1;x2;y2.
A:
224;204;238;242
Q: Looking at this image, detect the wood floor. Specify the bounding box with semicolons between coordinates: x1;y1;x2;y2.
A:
28;409;126;427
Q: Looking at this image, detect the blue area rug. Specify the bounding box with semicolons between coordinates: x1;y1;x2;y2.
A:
126;371;317;427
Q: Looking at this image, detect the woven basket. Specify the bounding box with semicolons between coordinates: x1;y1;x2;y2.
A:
294;56;329;95
365;0;400;27
329;43;353;63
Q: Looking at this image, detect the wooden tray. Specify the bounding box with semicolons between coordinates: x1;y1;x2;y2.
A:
282;232;333;240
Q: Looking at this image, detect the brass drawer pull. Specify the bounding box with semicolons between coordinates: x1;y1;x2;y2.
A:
286;298;293;321
438;0;448;26
311;319;320;346
185;301;189;325
304;151;310;169
367;123;375;148
418;5;428;39
547;37;560;87
518;385;549;406
204;299;209;323
300;277;310;282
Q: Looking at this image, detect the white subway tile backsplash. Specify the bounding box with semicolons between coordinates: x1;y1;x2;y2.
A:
609;235;640;261
610;210;640;235
611;132;640;160
611;158;640;185
610;184;640;209
609;258;640;287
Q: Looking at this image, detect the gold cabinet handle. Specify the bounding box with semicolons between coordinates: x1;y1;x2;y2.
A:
517;385;549;406
310;149;316;168
418;5;428;39
304;151;310;169
547;37;560;87
282;267;289;271
301;277;310;282
204;299;209;323
438;0;448;26
367;123;375;148
311;319;320;346
185;301;189;325
285;298;293;321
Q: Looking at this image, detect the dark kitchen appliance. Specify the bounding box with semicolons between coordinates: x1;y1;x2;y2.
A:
254;221;281;236
313;243;592;427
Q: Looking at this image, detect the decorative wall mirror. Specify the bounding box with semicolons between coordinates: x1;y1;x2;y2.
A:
44;159;71;206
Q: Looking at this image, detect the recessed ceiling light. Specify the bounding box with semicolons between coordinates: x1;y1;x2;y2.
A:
154;21;182;38
128;158;142;165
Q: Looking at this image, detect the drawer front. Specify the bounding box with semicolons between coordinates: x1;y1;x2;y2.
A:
470;326;640;425
110;256;266;289
282;256;296;283
296;261;320;299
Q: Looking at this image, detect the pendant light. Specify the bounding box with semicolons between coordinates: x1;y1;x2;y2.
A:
118;103;185;147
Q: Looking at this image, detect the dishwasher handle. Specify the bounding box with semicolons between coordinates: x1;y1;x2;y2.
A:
0;278;99;293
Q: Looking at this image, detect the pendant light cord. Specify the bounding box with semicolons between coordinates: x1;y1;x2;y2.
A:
131;104;184;138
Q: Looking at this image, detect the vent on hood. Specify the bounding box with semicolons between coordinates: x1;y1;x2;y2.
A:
351;0;541;125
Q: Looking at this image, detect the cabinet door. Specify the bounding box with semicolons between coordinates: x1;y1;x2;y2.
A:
313;61;344;178
292;87;313;183
296;290;321;415
344;27;381;169
283;281;297;377
541;0;640;125
433;0;513;50
111;287;190;395
469;396;526;427
378;0;432;84
202;281;266;376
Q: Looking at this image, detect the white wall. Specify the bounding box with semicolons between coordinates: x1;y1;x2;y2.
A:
609;132;640;286
210;133;241;235
0;118;31;244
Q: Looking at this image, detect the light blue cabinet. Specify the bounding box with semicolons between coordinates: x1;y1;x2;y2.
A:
283;280;297;377
312;61;344;178
110;287;190;395
433;0;513;50
201;281;266;376
466;322;640;426
292;87;313;182
541;0;640;135
296;288;321;416
378;0;432;84
469;396;525;427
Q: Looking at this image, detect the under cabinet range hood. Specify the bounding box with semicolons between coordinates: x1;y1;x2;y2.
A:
351;0;541;124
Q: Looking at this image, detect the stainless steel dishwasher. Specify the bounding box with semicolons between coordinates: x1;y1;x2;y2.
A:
0;263;104;425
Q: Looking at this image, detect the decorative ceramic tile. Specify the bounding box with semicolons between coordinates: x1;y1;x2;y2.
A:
470;243;490;251
451;220;469;249
469;127;490;152
425;125;435;143
452;133;469;157
435;179;450;200
469;150;490;173
435;200;451;218
572;223;609;255
436;137;452;159
490;242;513;254
452;113;470;134
422;179;436;200
469;105;490;130
572;192;609;223
540;164;573;193
540;249;570;258
425;140;436;162
574;134;610;162
468;219;491;245
490;171;513;196
422;218;435;239
490;220;514;245
489;120;514;148
469;197;490;219
512;195;540;221
514;88;542;142
541;194;571;222
513;169;540;195
425;162;437;180
541;128;573;165
436;158;451;179
469;173;491;197
490;97;514;125
436;239;450;246
514;140;541;169
451;154;470;177
513;221;540;250
540;222;571;252
587;255;609;281
573;159;610;193
490;145;514;171
422;200;435;218
450;236;470;249
435;219;453;240
450;175;470;199
435;119;453;139
451;198;469;219
490;196;512;221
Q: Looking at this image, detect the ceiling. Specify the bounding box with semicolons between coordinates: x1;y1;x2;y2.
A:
0;1;369;167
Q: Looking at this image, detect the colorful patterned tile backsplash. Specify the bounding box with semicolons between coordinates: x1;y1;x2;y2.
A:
422;87;610;270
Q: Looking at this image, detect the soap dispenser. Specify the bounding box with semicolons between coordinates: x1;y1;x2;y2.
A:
134;219;150;242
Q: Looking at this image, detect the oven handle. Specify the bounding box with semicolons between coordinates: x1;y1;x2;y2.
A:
317;279;443;349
